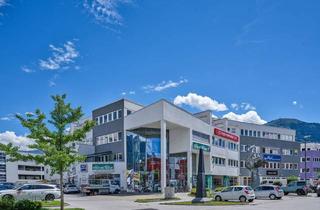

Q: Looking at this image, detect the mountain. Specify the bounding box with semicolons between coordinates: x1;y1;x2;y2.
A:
266;118;320;143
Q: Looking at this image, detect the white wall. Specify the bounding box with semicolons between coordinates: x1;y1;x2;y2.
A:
6;160;45;183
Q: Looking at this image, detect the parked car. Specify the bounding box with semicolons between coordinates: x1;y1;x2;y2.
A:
317;185;320;197
64;184;80;194
214;186;255;202
254;185;284;200
0;183;60;201
0;182;15;191
282;181;308;196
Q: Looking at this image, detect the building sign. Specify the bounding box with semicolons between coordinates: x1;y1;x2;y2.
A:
263;154;281;162
192;142;211;152
80;164;88;172
266;170;278;176
92;163;114;171
213;128;239;142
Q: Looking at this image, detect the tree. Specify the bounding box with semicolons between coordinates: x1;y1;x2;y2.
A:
245;146;267;188
0;94;95;210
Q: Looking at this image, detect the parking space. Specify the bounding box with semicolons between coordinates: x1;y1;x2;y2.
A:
63;193;320;210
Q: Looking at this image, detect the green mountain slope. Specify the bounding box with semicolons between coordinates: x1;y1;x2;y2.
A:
267;118;320;142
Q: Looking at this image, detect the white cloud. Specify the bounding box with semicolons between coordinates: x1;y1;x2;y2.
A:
21;66;34;73
121;90;135;96
223;111;267;125
0;114;14;121
173;93;228;111
143;79;188;93
231;102;256;111
83;0;131;26
292;101;297;105
0;0;7;7
0;131;34;150
39;41;79;71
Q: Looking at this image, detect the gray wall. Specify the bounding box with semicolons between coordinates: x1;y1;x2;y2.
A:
240;136;300;177
92;100;125;154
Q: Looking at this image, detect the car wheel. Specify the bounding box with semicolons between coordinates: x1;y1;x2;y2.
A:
2;195;14;201
115;189;120;194
239;196;247;202
248;199;254;203
45;194;55;201
284;192;289;195
269;194;276;200
215;195;222;201
296;190;302;196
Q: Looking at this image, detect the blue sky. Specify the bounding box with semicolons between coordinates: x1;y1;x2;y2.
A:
0;0;320;139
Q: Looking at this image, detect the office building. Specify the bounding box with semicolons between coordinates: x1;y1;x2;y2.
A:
213;119;300;185
300;143;320;181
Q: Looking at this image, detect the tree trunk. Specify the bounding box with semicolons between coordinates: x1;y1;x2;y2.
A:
60;170;64;210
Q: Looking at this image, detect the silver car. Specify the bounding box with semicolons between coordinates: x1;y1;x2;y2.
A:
215;186;255;202
254;185;284;200
0;184;60;201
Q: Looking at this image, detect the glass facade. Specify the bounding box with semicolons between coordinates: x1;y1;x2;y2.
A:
126;128;165;192
126;128;188;192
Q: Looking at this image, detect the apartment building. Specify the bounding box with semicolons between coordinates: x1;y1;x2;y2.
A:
213;119;300;186
300;143;320;181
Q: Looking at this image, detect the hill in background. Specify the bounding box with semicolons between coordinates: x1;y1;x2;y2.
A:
267;118;320;143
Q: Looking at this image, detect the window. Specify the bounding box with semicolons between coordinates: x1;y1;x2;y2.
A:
241;145;247;152
222;187;233;192
212;156;225;166
249;130;252;136
96;131;123;145
127;110;132;115
253;131;257;137
117;110;122;119
257;131;261;137
103;115;108;123
234;187;243;191
113;111;117;120
118;153;123;161
244;130;248;136
240;129;244;136
240;161;246;168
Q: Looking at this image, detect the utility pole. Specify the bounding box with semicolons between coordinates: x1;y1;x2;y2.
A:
303;135;311;196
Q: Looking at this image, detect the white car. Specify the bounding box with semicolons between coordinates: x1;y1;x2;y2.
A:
214;186;255;202
254;185;284;200
0;184;60;201
64;184;79;194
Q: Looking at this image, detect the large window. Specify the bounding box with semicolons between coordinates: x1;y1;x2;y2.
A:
96;132;122;145
212;156;225;166
95;109;122;126
126;128;169;192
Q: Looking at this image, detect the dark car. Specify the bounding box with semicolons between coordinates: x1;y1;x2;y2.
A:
317;185;320;197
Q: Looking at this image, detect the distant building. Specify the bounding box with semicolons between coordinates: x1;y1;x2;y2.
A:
213;119;300;186
300;143;320;181
6;150;46;183
0;152;6;182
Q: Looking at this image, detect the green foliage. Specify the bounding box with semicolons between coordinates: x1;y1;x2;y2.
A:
273;181;282;186
14;200;42;210
0;199;42;210
287;175;299;184
213;186;226;192
190;188;212;197
0;198;14;210
0;94;95;210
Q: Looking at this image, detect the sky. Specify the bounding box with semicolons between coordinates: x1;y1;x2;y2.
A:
0;0;320;144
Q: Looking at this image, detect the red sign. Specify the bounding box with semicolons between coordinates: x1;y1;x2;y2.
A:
214;128;239;142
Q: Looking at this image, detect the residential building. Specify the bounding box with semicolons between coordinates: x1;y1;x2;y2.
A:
300;143;320;181
213;119;300;186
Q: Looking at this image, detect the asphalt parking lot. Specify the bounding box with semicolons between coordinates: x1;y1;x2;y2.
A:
64;193;320;210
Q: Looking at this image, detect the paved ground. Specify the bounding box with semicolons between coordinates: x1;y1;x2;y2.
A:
64;193;320;210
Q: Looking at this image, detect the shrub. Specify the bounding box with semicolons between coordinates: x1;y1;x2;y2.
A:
190;188;212;197
14;200;42;210
0;198;14;210
287;175;298;184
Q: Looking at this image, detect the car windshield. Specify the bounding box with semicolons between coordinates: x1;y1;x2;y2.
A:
245;186;253;191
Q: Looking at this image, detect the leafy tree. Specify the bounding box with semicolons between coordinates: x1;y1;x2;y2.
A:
0;94;95;210
287;175;299;184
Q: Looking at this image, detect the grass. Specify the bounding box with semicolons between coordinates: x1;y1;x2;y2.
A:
41;200;69;207
161;200;248;206
135;197;181;203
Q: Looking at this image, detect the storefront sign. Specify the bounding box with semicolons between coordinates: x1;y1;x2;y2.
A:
80;164;88;172
263;154;281;162
266;170;278;176
92;163;114;171
192;142;211;152
213;128;239;142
